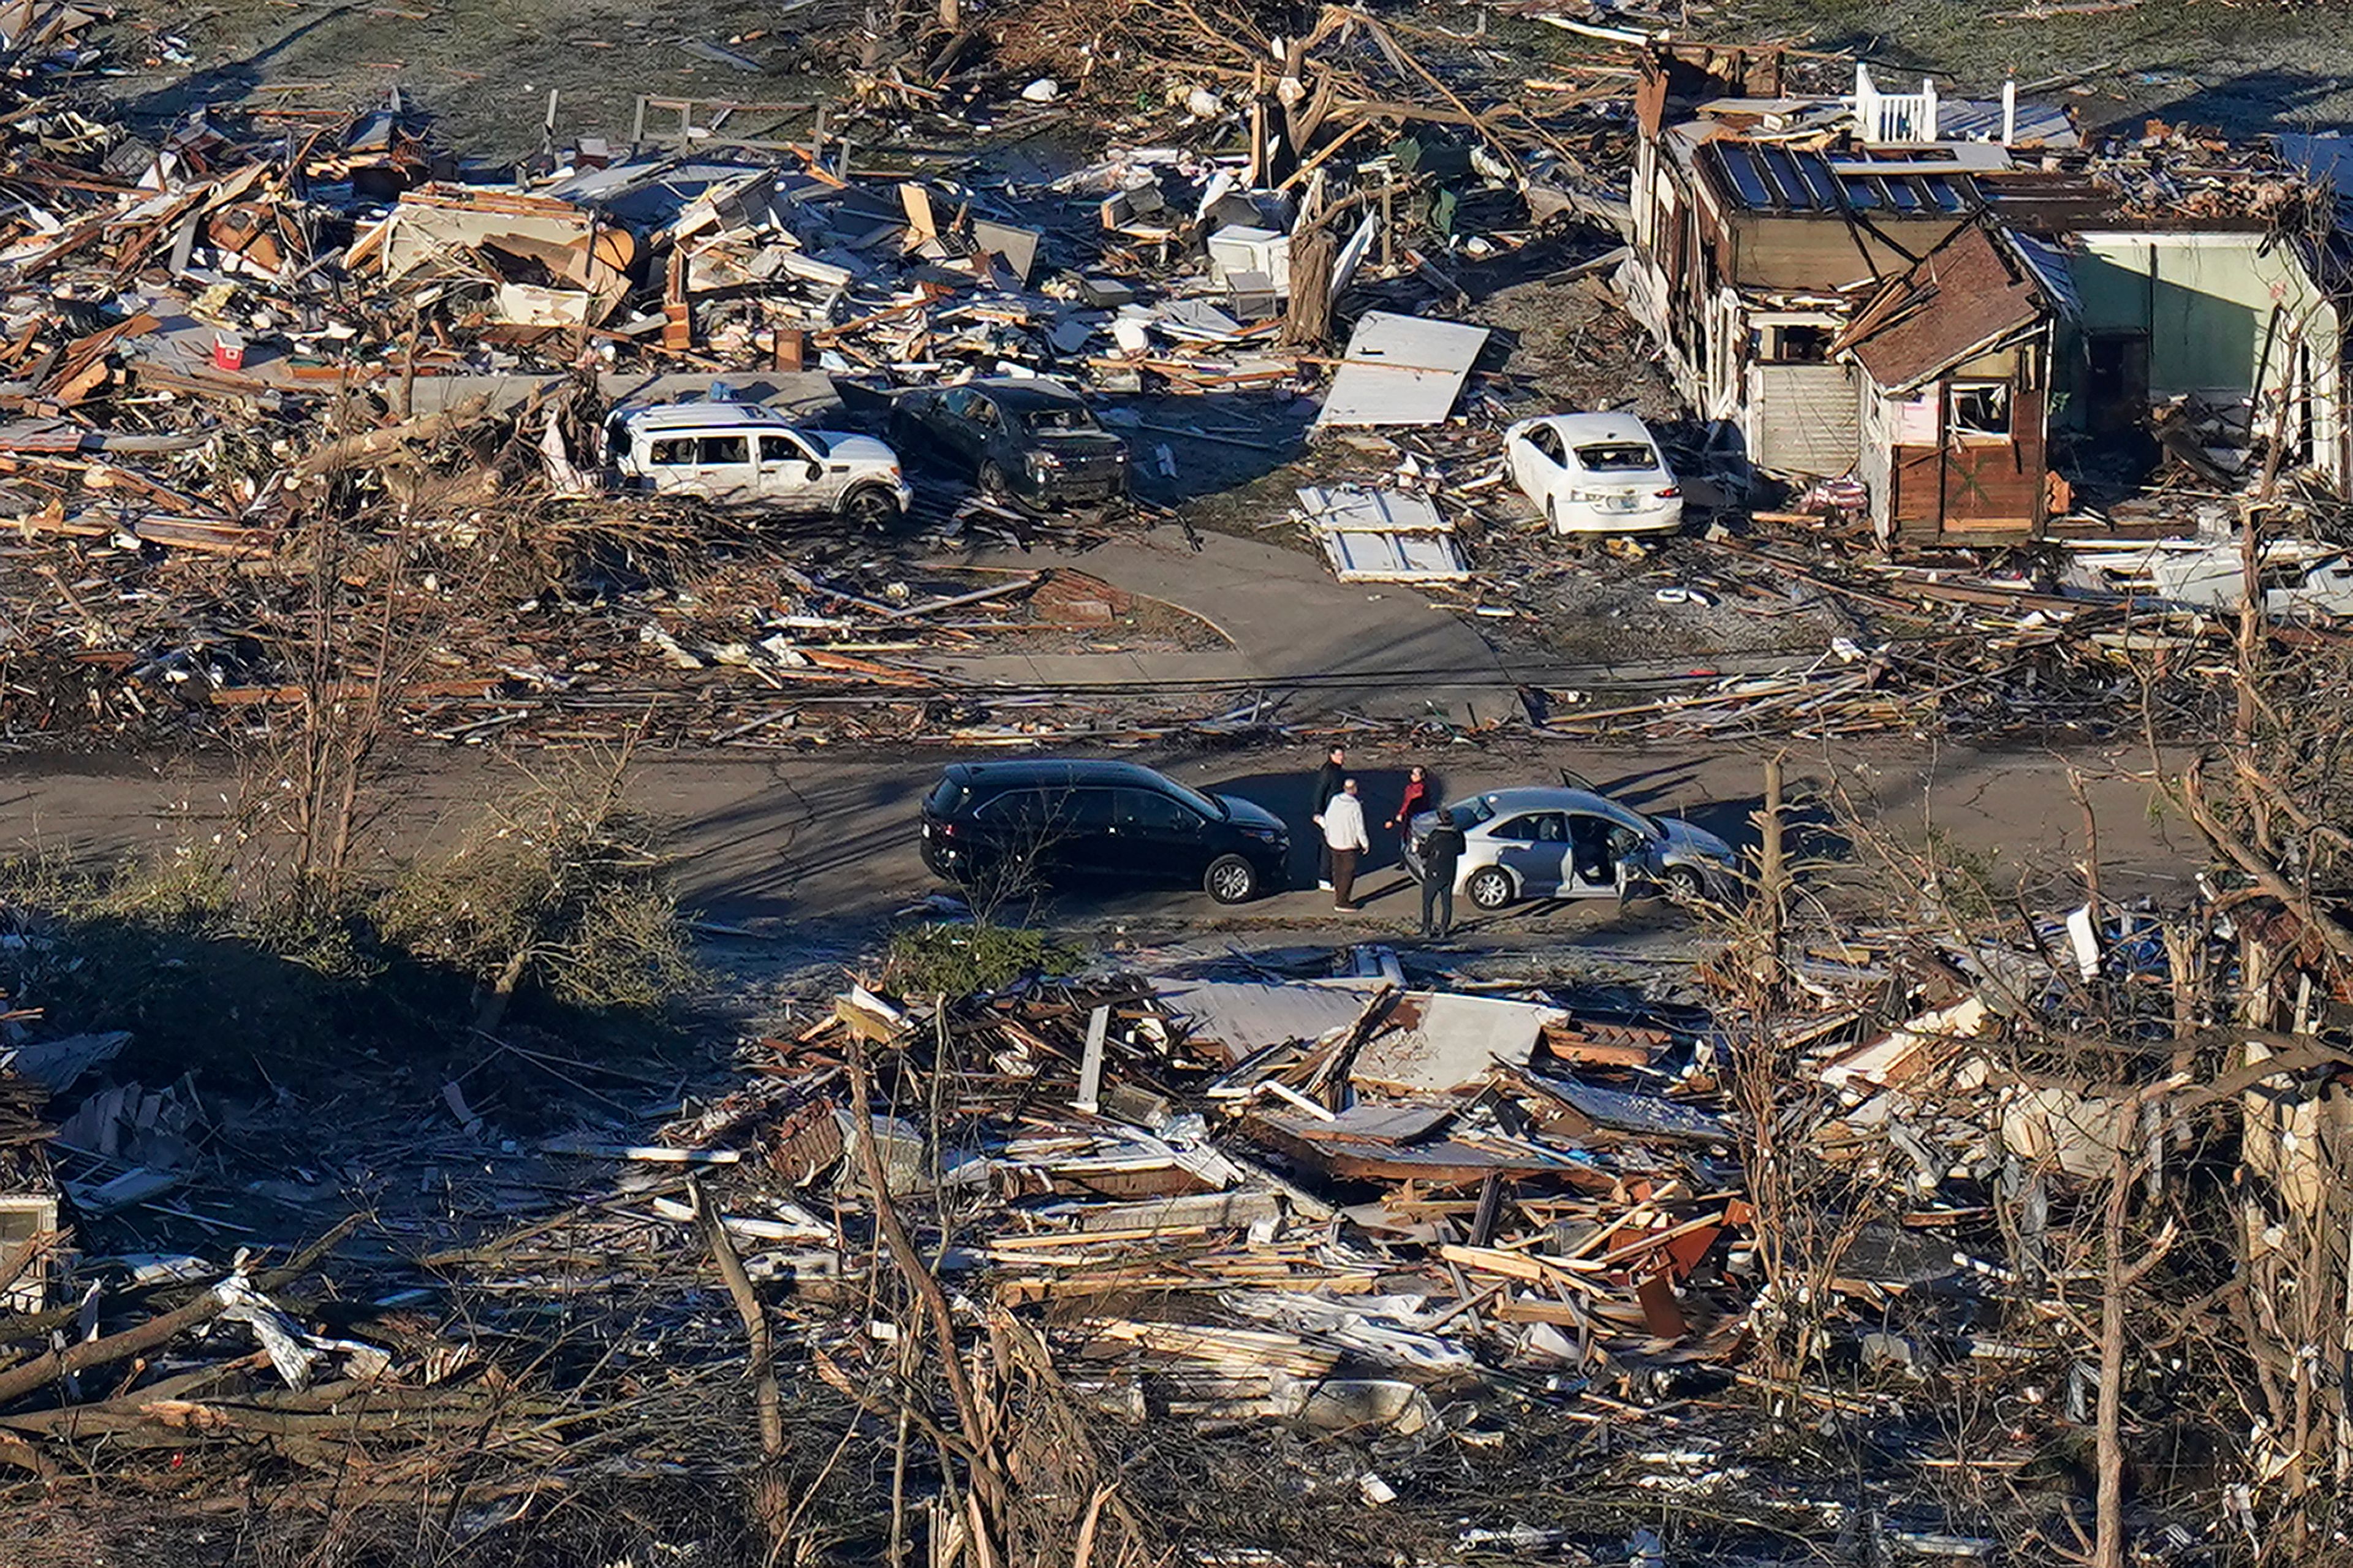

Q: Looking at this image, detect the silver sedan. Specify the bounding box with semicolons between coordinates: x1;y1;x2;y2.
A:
1402;786;1738;911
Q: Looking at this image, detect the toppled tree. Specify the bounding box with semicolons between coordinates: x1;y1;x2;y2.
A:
378;741;697;1036
1703;602;2353;1565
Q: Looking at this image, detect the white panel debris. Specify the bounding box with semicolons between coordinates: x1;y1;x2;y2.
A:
1295;486;1469;582
1317;311;1490;428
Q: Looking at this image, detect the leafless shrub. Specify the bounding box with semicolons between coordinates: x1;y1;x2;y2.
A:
377;740;698;1034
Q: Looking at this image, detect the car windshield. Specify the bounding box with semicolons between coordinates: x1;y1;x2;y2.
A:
1446;797;1498;828
1164;778;1227;819
1572;795;1665;843
800;430;833;456
1023;405;1100;435
1575;441;1660;472
925;776;970;816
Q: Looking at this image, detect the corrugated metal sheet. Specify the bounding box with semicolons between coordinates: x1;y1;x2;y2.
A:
1531;1074;1732;1142
1318;311;1490;427
2007;232;2082;320
1295;487;1470;582
2278;133;2353;202
1934;97;2079;148
1748;362;1860;475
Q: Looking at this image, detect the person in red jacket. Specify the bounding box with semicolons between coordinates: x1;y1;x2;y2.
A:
1386;765;1431;858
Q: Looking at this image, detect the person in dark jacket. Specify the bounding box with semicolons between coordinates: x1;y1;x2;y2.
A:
1309;744;1346;890
1417;812;1466;939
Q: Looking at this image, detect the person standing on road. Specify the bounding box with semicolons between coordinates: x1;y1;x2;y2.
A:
1386;765;1431;858
1324;778;1370;911
1417;810;1466;939
1309;744;1346;890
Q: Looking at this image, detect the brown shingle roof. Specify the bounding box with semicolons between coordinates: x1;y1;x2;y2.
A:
1840;225;2050;391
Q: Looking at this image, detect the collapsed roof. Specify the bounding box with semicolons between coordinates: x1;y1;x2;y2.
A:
1838;223;2055;390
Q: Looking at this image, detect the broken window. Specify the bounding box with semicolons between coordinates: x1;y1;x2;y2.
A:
648;437;695;466
1758;324;1832;364
1575;442;1660;473
1024;406;1099;434
1949;382;2011;441
697;434;749;464
760;434;809;464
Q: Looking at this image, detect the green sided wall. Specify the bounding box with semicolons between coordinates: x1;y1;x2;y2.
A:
2064;233;2332;402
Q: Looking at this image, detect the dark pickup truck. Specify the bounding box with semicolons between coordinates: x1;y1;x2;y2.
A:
887;379;1129;509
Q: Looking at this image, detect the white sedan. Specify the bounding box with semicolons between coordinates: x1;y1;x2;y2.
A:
1504;412;1684;536
1401;786;1738;910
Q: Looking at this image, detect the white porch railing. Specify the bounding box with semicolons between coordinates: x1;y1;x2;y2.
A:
1855;62;1938;144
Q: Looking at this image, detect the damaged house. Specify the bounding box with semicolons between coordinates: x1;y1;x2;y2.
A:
1837;223;2063;546
1620;47;2348;546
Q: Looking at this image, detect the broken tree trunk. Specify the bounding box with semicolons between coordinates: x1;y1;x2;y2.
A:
2093;1106;2133;1568
844;1035;1010;1531
1281;224;1336;350
0;1218;360;1411
1754;752;1786;993
693;1175;789;1537
294;393;495;480
2180;756;2353;965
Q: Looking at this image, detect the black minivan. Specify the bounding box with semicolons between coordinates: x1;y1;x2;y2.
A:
919;760;1289;904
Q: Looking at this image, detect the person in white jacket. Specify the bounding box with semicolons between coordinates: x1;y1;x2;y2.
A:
1322;779;1370;911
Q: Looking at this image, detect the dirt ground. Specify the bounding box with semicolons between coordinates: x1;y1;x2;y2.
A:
100;0;855;161
1518;0;2353;137
105;0;2353;175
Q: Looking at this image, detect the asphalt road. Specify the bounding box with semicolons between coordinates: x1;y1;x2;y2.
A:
2;735;2204;952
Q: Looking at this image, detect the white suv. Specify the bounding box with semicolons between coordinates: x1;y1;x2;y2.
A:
607;400;915;528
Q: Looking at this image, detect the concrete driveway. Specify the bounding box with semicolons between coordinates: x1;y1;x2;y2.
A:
931;529;1523;728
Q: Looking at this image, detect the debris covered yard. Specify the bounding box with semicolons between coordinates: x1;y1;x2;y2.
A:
3;0;2353;1562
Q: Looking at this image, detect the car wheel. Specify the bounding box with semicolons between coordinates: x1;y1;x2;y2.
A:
1465;866;1514;911
1664;864;1706;901
843;485;904;531
977;460;1013;501
1204;854;1259;905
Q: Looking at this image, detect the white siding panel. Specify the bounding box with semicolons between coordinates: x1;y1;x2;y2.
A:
1747;362;1860;475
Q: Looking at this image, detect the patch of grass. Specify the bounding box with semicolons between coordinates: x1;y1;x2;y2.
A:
883;922;1089;999
376;759;700;1020
0;765;702;1093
